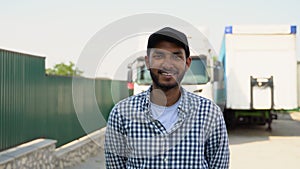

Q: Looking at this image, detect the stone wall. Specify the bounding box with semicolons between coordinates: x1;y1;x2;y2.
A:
54;128;106;168
0;128;106;169
0;139;57;169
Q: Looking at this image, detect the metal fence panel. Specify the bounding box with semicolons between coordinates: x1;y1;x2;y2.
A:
0;49;129;151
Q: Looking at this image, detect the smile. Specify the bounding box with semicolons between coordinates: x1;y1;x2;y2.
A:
158;70;177;76
161;72;173;76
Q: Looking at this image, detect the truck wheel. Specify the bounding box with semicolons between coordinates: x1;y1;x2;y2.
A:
224;109;237;130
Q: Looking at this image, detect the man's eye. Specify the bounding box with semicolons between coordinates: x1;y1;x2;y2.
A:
153;54;163;58
173;55;183;60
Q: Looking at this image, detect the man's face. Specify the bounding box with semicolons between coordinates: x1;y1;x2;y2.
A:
145;41;191;91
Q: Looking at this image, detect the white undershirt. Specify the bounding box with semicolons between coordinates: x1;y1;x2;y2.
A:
150;98;180;132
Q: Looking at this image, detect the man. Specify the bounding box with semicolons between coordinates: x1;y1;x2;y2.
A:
105;27;230;168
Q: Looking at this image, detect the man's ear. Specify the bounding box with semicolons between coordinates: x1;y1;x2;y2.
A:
185;57;192;71
145;55;150;70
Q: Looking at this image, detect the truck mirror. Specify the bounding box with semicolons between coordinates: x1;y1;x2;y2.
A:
213;61;223;82
127;69;132;82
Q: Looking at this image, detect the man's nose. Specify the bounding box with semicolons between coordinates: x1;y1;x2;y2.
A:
161;61;176;71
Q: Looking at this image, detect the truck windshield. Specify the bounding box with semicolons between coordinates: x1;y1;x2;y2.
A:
182;58;209;84
135;57;209;85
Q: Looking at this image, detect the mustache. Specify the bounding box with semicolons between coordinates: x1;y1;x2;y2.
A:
148;68;178;74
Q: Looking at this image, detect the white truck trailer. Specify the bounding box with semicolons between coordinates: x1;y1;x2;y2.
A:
219;25;298;130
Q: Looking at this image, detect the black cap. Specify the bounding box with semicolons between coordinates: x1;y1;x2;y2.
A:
147;27;190;57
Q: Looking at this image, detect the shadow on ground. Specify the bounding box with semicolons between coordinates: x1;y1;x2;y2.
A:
228;112;300;145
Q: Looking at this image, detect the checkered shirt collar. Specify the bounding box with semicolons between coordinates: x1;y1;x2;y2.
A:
141;86;190;120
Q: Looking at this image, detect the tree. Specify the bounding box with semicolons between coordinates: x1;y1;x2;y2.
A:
46;61;83;76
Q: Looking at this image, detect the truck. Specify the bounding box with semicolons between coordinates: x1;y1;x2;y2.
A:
127;54;225;107
219;25;298;130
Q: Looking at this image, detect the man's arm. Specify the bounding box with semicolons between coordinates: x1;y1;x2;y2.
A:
205;106;230;169
105;107;128;168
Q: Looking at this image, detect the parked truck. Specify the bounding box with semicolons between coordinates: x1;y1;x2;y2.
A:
219;25;298;130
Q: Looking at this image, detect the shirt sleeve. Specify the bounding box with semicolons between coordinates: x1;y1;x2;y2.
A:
105;106;128;169
205;105;230;169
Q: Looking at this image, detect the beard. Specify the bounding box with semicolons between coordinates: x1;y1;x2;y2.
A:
149;68;185;91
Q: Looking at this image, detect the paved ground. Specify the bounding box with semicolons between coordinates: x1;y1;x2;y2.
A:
229;112;300;169
68;112;300;169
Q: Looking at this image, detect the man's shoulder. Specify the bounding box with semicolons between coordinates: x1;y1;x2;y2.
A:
109;91;148;120
183;90;220;111
114;91;147;108
184;90;212;103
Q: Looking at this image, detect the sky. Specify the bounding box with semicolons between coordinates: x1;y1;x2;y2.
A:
1;0;300;79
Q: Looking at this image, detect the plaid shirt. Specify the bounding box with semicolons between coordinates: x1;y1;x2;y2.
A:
105;87;229;169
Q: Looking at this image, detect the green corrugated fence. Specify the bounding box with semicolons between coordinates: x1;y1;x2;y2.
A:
0;48;130;151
